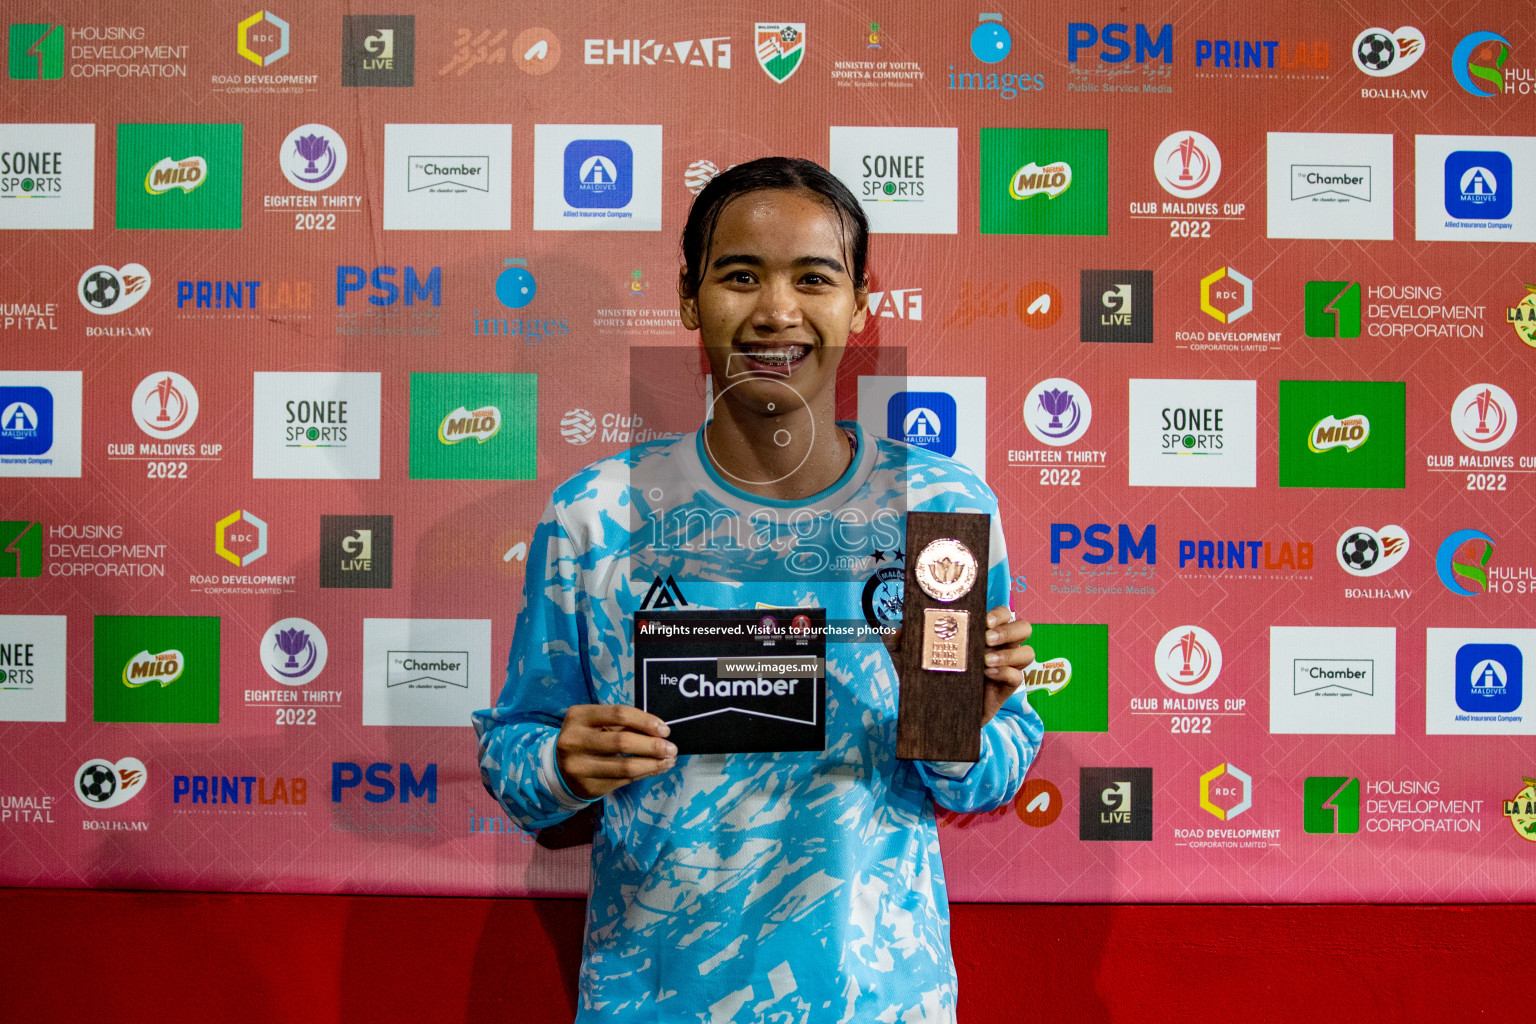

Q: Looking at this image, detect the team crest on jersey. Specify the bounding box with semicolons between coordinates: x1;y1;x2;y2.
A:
640;574;689;610
755;23;805;83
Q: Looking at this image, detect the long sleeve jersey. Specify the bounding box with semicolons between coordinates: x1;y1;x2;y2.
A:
474;421;1043;1023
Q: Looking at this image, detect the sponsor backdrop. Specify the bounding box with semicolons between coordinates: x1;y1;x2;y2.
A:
1;0;1534;902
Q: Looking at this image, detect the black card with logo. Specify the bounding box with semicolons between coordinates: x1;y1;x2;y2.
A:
634;608;826;755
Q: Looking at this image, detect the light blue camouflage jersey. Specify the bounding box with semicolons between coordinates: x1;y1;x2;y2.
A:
474;421;1042;1023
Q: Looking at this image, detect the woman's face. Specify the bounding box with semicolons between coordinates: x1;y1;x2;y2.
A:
681;189;867;419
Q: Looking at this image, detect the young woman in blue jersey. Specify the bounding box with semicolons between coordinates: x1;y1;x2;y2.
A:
475;157;1042;1023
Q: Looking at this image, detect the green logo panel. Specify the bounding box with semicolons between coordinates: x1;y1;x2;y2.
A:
1303;776;1360;834
409;372;537;480
1;521;42;577
93;615;220;723
1022;623;1108;732
8;24;64;79
115;123;243;230
1278;380;1405;489
1304;281;1361;338
979;128;1107;236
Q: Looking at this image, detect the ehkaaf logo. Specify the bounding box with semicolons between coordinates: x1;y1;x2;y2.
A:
75;757;146;810
342;15;414;87
1303;776;1360;833
320;514;392;589
336;265;441;306
1080;270;1152;343
1080;766;1152;841
122;649;183;688
331;762;437;802
583;35;730;68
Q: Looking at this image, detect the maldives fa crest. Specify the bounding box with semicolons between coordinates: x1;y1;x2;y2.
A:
755;23;805;83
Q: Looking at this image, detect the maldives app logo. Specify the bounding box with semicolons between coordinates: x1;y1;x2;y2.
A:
1427;629;1536;735
1303;776;1360;834
115;123;243;229
409;372;537;480
93;615;220;724
8;24;63;79
979;128;1107;236
1304;281;1362;338
533;124;663;231
1022;623;1107;732
1277;380;1405;489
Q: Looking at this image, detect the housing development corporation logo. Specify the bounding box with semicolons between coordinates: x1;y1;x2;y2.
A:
1154;625;1222;695
1304;281;1362;338
1080;766;1153;841
755;23;804;83
1303;776;1360;834
0;521;42;577
8;24;64;80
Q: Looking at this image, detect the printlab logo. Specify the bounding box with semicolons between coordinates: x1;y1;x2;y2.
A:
1303;776;1360;834
0;521;42;577
93;615;220;724
1452;31;1511;97
1503;778;1536;841
1079;767;1152;841
1437;529;1496;597
980;128;1108;236
1199;763;1252;821
1304;281;1362;338
384;124;510;231
319;515;392;589
0;123;95;229
1080;270;1152;344
115;124;243;230
280;124;347;191
755;23;805;83
78;263;151;315
75;758;147;809
1154;625;1222;695
342;15;414;87
131;372;198;440
1336;525;1409;577
1023;378;1092;447
1267;133;1394;241
1199;266;1252;323
828;126;958;234
1451;383;1518;452
409;372;536;480
8;24;63;80
1456;642;1522;714
1022;623;1108;732
0;371;81;478
237;10;289;67
261;617;327;687
1277;380;1406;489
1353;27;1424;77
1154;132;1220;199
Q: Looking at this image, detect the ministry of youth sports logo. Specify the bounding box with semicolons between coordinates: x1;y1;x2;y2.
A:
1154;625;1222;695
1023;378;1092;447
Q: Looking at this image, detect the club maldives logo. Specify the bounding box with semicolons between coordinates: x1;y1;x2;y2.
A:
1154;131;1221;198
131;372;198;439
1155;625;1222;695
561;408;595;445
755;23;804;83
280;124;347;191
78;263;151;315
1308;413;1370;453
1336;525;1409;577
1451;383;1517;452
122;649;183;688
1437;529;1495;596
261;617;327;686
439;405;500;444
75;757;147;809
1452;31;1511;96
1353;26;1425;77
1508;285;1536;347
1023;378;1092;446
1503;777;1536;841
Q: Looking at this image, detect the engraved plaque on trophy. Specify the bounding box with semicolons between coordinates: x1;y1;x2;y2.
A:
894;511;992;762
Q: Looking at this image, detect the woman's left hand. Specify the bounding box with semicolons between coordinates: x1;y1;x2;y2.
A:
981;607;1033;724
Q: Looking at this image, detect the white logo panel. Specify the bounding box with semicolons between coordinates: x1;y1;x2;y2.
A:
0;123;95;229
1269;626;1396;735
1127;378;1256;488
1266;132;1394;239
362;619;491;726
383;124;512;230
828;126;958;234
252;372;380;479
0;615;67;722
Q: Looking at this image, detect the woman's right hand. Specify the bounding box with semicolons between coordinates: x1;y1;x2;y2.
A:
555;704;678;800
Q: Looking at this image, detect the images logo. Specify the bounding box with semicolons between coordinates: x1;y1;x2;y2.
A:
215;510;267;567
78;263;151;315
116;124;243;230
1304;281;1361;338
1452;31;1510;96
1509;285;1536;348
8;24;63;80
564;139;633;209
93;615;220;724
1021;623;1108;732
319;515;392;590
0;521;42;578
1200;266;1252;323
131;372;198;440
971;13;1010;62
755;22;805;83
1079;766;1153;841
261;617;327;686
1155;132;1221;198
1023;378;1092;447
1456;642;1522;713
1445;151;1512;221
1079;270;1152;344
980;129;1107;236
409;373;535;480
237;11;289;67
0;387;50;455
75;758;146;809
888;391;957;457
342;15;415;87
1278;380;1405;489
1503;778;1536;841
1336;525;1409;577
1353;26;1425;77
280;124;347;191
1200;763;1252;820
1451;383;1517;452
1437;529;1495;596
122;649;183;688
495;258;536;309
1303;776;1360;833
1308;413;1369;453
1155;626;1222;695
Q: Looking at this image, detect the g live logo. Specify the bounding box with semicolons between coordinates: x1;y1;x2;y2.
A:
1303;775;1360;833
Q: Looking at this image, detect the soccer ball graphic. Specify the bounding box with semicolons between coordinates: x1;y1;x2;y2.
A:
778;25;799;47
1357;32;1395;71
78;763;118;803
80;270;121;310
1339;531;1381;572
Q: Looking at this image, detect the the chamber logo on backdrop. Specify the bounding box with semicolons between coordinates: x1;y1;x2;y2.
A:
362;619;490;727
75;758;146;812
828;126;957;234
952;13;1042;98
1303;776;1360;834
78;263;151;320
533;124;662;231
383;123;511;230
1079;270;1152;343
1426;629;1535;735
583;35;730;68
1337;525;1409;579
0;615;66;722
856;375;987;482
1266;133;1394;240
981;128;1106;235
115;123;242;230
0;123;94;228
341;15;414;87
261;617;327;687
1066;22;1173;95
1022;624;1108;732
93;615;220;724
1416;136;1536;242
7;24;64;79
409;372;536;480
1127;378;1256;488
1277;380;1405;489
754;23;804;83
251;371;381;480
1450;383;1518;452
1080;767;1153;841
0;371;80;478
319;515;392;589
1269;626;1396;735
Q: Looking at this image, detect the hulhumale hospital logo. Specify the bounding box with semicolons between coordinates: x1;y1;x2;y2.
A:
1452;31;1511;96
1437;529;1495;595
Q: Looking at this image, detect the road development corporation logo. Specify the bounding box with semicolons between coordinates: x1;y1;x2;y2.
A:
1023;378;1092;447
78;263;150;315
280;124;347;191
1353;26;1424;77
75;758;146;809
1199;763;1252;820
1080;767;1152;841
1154;132;1220;199
1337;525;1409;578
1270;627;1396;735
1200;266;1252;323
755;23;804;83
260;617;327;686
1304;281;1362;338
1452;31;1511;97
1503;778;1536;841
215;509;267;567
237;10;289;66
1436;529;1495;596
131;372;198;440
1427;629;1536;735
1303;776;1360;833
1451;383;1518;451
1155;626;1222;695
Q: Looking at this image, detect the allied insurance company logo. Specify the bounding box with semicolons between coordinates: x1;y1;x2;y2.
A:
236;10;290;67
564;140;631;209
1337;525;1409;577
1450;383;1518;452
1;388;49;455
1023;377;1092;447
755;23;804;83
1456;642;1522;714
1445;150;1512;222
1154;625;1223;695
1154;131;1221;199
77;263;151;315
1352;26;1424;77
1503;777;1536;841
131;372;198;440
75;757;147;809
1436;529;1495;596
261;616;327;686
280;124;347;192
